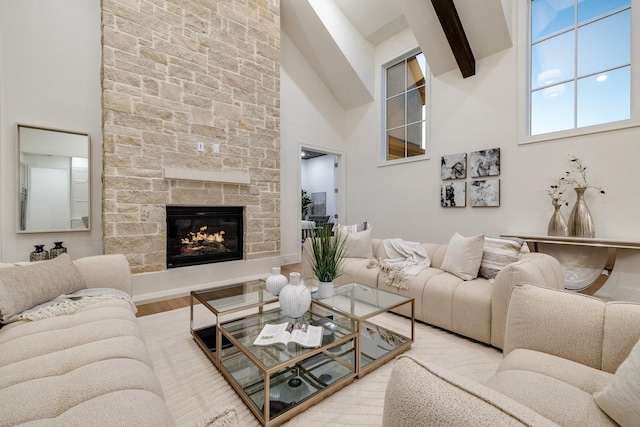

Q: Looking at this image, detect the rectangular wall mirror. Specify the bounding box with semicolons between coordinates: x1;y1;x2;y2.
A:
17;124;90;233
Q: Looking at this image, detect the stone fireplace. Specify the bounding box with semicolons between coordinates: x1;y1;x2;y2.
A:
166;205;244;268
101;0;281;275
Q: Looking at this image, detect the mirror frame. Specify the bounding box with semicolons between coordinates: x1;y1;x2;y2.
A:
17;124;91;233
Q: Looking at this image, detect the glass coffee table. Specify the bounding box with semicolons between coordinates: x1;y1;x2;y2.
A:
190;280;279;367
310;282;415;378
191;281;358;427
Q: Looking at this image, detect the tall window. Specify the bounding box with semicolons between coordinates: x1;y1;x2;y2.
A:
383;50;428;162
529;0;631;136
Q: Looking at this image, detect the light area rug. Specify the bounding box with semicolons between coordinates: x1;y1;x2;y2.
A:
138;306;503;427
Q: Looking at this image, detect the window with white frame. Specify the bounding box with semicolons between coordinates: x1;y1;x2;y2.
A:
383;50;428;162
529;0;631;136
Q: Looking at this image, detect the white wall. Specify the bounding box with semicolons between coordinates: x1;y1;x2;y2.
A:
301;155;336;219
341;25;640;244
280;32;347;262
0;0;103;262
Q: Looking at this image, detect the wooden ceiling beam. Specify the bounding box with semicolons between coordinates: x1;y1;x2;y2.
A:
430;0;475;78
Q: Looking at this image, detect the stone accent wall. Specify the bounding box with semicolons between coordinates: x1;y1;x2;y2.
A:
101;0;281;273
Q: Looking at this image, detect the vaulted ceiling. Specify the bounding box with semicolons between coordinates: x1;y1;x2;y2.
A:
281;0;513;109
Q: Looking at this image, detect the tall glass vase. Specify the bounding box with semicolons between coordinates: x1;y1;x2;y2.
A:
568;187;595;238
547;203;568;236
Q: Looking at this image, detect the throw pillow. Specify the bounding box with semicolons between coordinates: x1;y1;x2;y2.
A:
0;253;87;323
593;337;640;426
489;234;531;253
337;225;373;258
338;221;369;233
478;236;522;280
441;233;485;280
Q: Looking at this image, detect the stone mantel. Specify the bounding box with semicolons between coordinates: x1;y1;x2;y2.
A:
162;167;250;185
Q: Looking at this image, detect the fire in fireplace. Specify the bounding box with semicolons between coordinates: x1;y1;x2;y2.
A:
166;206;244;268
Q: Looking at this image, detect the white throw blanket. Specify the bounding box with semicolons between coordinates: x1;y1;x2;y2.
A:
5;288;136;323
368;239;431;289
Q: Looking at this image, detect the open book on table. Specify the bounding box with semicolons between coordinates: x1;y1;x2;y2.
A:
253;321;323;348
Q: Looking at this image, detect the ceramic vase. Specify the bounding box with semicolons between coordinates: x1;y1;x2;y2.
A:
49;242;68;259
265;267;288;296
547;203;568;237
317;281;334;299
568;187;595;238
279;272;311;318
29;245;49;262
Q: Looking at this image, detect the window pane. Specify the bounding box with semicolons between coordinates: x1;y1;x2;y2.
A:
387;62;405;98
578;10;630;77
386;94;405;129
578;0;630;24
531;31;575;90
407;53;426;90
577;66;630;128
406;87;425;124
387;128;405;160
531;82;575;135
531;0;574;43
406;122;426;157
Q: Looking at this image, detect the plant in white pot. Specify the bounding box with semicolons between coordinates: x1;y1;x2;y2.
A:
306;225;348;298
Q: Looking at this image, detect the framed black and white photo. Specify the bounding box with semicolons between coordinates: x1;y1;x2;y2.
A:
470;179;500;207
441;182;466;207
470;148;500;178
441;153;467;180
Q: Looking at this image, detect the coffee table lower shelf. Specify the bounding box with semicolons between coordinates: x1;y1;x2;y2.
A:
194;309;358;427
220;345;356;425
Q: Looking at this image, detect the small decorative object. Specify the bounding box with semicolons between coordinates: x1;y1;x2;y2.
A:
546;179;569;236
441;182;466;207
49;242;67;259
441;153;467;180
279;272;311;318
470;179;500;207
559;154;605;238
277;377;310;404
470;148;500;178
306;224;348;298
29;245;49;262
265;267;288;296
547;202;569;236
568;187;595;238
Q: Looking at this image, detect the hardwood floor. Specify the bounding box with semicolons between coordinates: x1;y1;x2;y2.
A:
135;263;302;317
136;296;191;317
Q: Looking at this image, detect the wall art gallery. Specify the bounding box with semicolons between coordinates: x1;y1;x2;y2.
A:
440;148;500;208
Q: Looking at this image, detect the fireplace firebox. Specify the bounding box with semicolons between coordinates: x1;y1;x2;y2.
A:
166;206;244;268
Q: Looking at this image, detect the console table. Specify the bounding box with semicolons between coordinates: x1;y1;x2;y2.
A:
502;234;640;302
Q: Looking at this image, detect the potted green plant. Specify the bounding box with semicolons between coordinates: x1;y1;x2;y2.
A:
301;189;311;220
306;224;348;298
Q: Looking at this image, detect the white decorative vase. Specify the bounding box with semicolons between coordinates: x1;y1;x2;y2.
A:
317;281;334;299
265;267;288;296
279;272;311;318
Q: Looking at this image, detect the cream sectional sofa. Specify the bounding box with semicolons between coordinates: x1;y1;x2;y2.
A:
302;236;564;349
382;283;640;426
0;254;175;426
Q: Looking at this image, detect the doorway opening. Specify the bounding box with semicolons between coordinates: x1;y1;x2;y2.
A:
299;145;344;247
